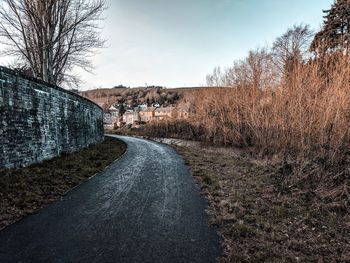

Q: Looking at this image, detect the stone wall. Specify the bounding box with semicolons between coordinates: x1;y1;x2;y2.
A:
0;66;104;170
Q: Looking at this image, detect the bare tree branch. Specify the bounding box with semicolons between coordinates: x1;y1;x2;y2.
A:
0;0;106;87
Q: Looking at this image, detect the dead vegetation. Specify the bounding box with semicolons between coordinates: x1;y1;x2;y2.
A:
0;136;126;230
142;49;350;203
173;145;350;262
146;53;350;162
138;24;350;262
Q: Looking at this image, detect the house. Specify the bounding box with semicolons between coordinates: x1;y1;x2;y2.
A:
103;112;114;129
103;112;112;123
176;104;190;119
122;111;140;125
155;106;175;121
103;115;116;129
103;105;121;130
138;104;147;110
124;106;136;112
109;105;120;118
139;106;156;122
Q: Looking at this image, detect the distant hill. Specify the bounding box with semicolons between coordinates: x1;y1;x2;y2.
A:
80;87;200;111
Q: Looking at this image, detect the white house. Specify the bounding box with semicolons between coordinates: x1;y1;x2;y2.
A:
103;105;121;130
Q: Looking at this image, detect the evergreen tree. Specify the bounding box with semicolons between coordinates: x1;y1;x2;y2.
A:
311;0;350;53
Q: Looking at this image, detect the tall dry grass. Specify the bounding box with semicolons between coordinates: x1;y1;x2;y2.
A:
146;53;350;164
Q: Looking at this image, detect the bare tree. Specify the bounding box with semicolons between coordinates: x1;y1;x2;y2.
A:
272;24;313;78
0;0;106;87
206;48;278;91
206;66;224;87
245;48;277;91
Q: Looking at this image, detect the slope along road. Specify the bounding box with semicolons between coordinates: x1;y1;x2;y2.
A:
0;135;222;263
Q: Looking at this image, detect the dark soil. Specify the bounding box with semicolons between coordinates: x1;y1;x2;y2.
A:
172;145;350;263
0;136;127;230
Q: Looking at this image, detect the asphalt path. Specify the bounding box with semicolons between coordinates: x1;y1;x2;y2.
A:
0;135;222;263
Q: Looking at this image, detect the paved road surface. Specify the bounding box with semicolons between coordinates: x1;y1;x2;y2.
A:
0;135;222;263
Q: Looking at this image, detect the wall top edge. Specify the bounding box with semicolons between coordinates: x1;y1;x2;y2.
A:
0;65;102;111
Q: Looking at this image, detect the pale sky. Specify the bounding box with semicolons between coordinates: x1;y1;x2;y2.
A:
0;0;334;90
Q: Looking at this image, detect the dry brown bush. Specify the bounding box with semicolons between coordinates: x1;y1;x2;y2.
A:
146;53;350;165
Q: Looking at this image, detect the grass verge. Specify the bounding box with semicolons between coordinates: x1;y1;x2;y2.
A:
172;145;350;263
105;127;144;137
0;136;127;230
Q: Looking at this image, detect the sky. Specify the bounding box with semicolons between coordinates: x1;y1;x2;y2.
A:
0;0;334;90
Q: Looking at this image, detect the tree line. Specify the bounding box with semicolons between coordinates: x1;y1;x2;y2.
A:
207;0;350;89
81;87;181;112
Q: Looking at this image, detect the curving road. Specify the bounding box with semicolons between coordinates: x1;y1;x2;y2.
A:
0;135;222;263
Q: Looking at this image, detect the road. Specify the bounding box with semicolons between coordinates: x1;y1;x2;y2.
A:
0;135;222;263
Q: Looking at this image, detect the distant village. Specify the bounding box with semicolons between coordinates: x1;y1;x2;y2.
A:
103;103;189;130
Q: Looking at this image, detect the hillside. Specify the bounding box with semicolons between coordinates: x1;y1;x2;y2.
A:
80;87;200;111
